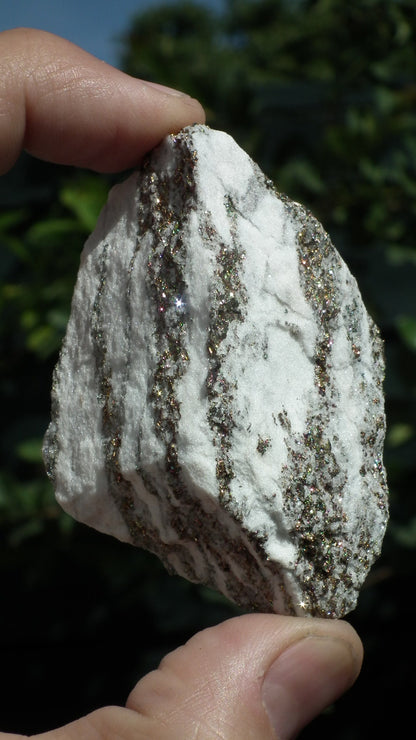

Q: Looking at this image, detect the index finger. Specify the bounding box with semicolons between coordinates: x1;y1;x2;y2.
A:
0;28;205;175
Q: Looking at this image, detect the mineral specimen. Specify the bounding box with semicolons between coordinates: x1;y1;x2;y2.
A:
43;124;388;618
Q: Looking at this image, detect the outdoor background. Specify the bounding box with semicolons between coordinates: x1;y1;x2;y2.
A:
1;0;416;737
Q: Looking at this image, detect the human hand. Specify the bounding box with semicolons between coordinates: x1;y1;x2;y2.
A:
0;27;205;174
2;612;362;740
0;28;363;739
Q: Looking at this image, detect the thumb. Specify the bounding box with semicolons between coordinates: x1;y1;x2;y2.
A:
33;613;362;740
125;613;362;740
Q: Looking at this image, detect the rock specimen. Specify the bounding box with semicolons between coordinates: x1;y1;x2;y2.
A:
43;124;388;618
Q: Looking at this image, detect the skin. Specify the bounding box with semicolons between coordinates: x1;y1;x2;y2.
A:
0;28;363;740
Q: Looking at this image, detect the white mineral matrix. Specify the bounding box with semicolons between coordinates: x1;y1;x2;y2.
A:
43;124;388;618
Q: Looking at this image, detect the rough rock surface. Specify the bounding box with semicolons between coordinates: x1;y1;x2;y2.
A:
43;124;388;618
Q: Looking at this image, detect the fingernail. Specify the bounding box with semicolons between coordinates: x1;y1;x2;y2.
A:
262;636;360;740
141;79;193;99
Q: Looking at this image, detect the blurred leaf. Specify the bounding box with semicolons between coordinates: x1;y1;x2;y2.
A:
387;423;414;448
26;218;81;247
396;315;416;352
386;244;416;267
0;210;27;230
390;517;416;549
278;157;325;195
26;324;61;359
0;472;58;526
16;438;43;464
47;308;70;332
60;175;108;232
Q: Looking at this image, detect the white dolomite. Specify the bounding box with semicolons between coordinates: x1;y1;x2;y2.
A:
43;125;388;617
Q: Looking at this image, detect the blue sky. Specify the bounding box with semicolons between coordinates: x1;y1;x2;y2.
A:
1;0;224;68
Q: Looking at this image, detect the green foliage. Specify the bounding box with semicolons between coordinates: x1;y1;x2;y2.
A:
0;162;109;550
1;1;416;736
0;170;107;363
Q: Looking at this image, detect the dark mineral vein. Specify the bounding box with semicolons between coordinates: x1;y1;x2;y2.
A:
205;195;247;505
279;201;377;617
134;140;290;611
90;242;158;544
143;137;194;513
